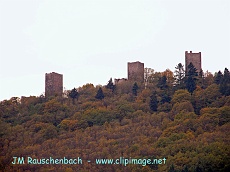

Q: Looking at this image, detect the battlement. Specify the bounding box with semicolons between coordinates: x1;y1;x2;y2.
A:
45;72;63;97
185;51;201;55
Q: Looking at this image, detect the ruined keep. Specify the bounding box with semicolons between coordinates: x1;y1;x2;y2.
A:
185;51;202;73
128;61;144;82
114;78;128;85
45;72;63;97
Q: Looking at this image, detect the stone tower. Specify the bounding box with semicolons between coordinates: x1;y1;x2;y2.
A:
185;51;202;73
45;72;63;97
128;61;144;82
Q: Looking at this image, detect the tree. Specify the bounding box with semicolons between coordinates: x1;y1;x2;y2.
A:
198;69;204;88
157;75;167;90
174;63;185;88
132;82;139;96
171;101;194;115
44;99;62;114
168;164;175;172
214;71;223;85
186;75;196;94
182;165;189;172
150;92;158;112
69;88;78;104
144;68;154;88
59;119;78;131
171;89;191;104
195;165;203;172
95;87;104;100
147;71;162;86
161;92;171;104
203;71;214;88
204;84;221;105
187;62;198;77
186;63;198;94
42;124;57;139
116;103;134;122
106;78;115;91
220;68;230;96
162;69;174;87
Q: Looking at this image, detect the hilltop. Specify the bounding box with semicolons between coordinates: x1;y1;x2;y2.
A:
0;66;230;172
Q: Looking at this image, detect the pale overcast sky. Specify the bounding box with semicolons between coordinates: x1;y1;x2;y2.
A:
0;0;229;101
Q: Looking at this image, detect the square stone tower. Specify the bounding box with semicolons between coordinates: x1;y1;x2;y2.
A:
45;72;63;97
185;51;202;73
128;61;144;82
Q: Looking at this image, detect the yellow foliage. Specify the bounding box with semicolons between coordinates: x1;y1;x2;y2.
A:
171;101;194;115
200;107;219;115
171;89;191;104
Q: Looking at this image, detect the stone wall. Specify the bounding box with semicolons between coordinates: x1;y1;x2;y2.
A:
128;61;144;82
45;72;63;97
185;51;202;73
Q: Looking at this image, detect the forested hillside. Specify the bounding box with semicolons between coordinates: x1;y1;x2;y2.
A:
0;65;230;172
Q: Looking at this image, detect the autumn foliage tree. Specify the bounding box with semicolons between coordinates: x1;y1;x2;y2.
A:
1;66;230;172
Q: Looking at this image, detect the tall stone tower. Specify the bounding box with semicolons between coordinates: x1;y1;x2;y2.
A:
128;61;144;82
185;51;202;73
45;72;63;97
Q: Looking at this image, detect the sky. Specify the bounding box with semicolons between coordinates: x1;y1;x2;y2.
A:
0;0;229;101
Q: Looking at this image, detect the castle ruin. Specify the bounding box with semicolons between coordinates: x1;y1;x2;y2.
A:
114;78;128;85
45;72;63;97
128;61;144;82
185;51;202;73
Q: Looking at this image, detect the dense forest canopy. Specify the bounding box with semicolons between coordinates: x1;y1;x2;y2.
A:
0;65;230;172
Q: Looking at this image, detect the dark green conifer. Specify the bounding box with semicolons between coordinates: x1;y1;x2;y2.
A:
132;82;139;96
185;63;198;94
69;87;78;104
106;78;115;91
220;68;230;96
214;71;223;85
150;92;158;112
174;63;185;88
95;87;104;100
168;164;175;172
157;75;167;90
